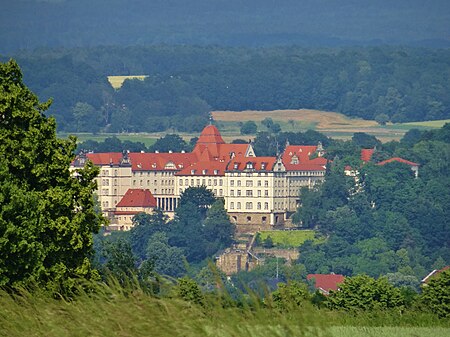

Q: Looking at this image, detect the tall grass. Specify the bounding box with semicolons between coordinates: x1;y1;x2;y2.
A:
0;281;449;337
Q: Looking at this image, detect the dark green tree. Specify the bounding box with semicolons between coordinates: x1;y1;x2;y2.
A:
421;269;450;317
240;120;258;135
149;134;189;153
0;60;103;292
327;275;404;311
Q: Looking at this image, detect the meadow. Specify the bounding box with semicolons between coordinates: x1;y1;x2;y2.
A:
107;75;149;89
1;285;448;337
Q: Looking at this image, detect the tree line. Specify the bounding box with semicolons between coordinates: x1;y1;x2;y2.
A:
3;45;449;133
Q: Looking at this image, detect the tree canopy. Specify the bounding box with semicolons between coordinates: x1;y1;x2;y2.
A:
0;60;103;292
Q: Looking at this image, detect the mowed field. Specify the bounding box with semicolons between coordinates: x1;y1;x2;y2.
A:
212;109;445;142
107;75;148;89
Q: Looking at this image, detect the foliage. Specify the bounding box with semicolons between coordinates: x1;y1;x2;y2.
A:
6;46;450;133
149;134;190;153
240;120;257;135
146;232;186;278
421;269;450;318
0;60;102;293
175;277;205;306
271;281;310;311
327;275;404;311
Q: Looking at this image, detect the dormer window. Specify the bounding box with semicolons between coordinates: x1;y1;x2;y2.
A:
214;169;218;175
202;169;207;175
246;162;253;169
191;169;195;175
234;163;239;170
291;155;299;165
261;162;266;170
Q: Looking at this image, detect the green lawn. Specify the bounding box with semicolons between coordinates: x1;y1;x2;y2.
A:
258;230;317;247
401;119;450;128
58;133;158;147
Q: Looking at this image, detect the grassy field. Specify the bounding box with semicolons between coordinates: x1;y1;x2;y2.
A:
107;75;148;89
212;110;447;142
258;230;317;247
1;286;448;337
59;133;158;147
400;119;450;128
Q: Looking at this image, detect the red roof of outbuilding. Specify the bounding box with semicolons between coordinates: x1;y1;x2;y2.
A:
377;157;419;167
307;274;345;292
116;189;157;208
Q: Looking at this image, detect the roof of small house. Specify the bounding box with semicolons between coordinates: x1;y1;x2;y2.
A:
421;266;450;283
116;189;157;208
307;273;345;292
377;157;420;167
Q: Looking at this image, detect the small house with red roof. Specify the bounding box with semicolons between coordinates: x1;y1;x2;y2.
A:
421;266;450;284
307;273;345;295
110;189;157;230
377;157;419;178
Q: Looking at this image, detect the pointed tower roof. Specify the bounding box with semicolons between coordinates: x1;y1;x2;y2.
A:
196;125;225;145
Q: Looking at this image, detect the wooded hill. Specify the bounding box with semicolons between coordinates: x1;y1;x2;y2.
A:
2;46;450;132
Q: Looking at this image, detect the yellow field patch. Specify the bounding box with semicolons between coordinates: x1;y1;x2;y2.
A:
212;109;378;130
107;75;148;89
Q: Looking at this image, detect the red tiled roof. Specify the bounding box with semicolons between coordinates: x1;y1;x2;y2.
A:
196;125;225;145
129;152;197;171
282;145;327;171
307;274;345;292
86;152;123;166
422;266;450;283
116;189;157;208
377;157;420;167
226;156;277;171
344;165;353;171
176;160;228;176
361;148;375;162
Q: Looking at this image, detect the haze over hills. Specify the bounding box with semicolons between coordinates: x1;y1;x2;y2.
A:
2;0;450;53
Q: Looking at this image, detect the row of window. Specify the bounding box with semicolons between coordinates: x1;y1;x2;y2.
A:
229;189;269;197
229;201;269;210
179;178;223;186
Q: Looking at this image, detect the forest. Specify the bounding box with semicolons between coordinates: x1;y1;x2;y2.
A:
2;0;449;53
1;45;449;132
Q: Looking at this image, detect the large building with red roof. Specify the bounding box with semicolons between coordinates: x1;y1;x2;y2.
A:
72;124;327;229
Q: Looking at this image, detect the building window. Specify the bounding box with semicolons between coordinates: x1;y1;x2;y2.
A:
257;190;261;197
133;180;136;186
257;180;262;187
257;202;261;210
262;216;267;224
230;202;234;209
191;179;194;185
154;180;158;185
237;181;241;186
237;202;241;209
230;180;234;186
196;179;200;186
219;189;223;196
246;202;252;210
264;202;269;210
246;180;253;187
208;179;212;186
246;190;253;197
179;179;183;186
185;179;188;185
264;180;269;187
202;179;206;185
214;179;217;186
265;190;269;196
219;179;223;186
246;216;252;222
230;190;234;196
237;190;241;196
